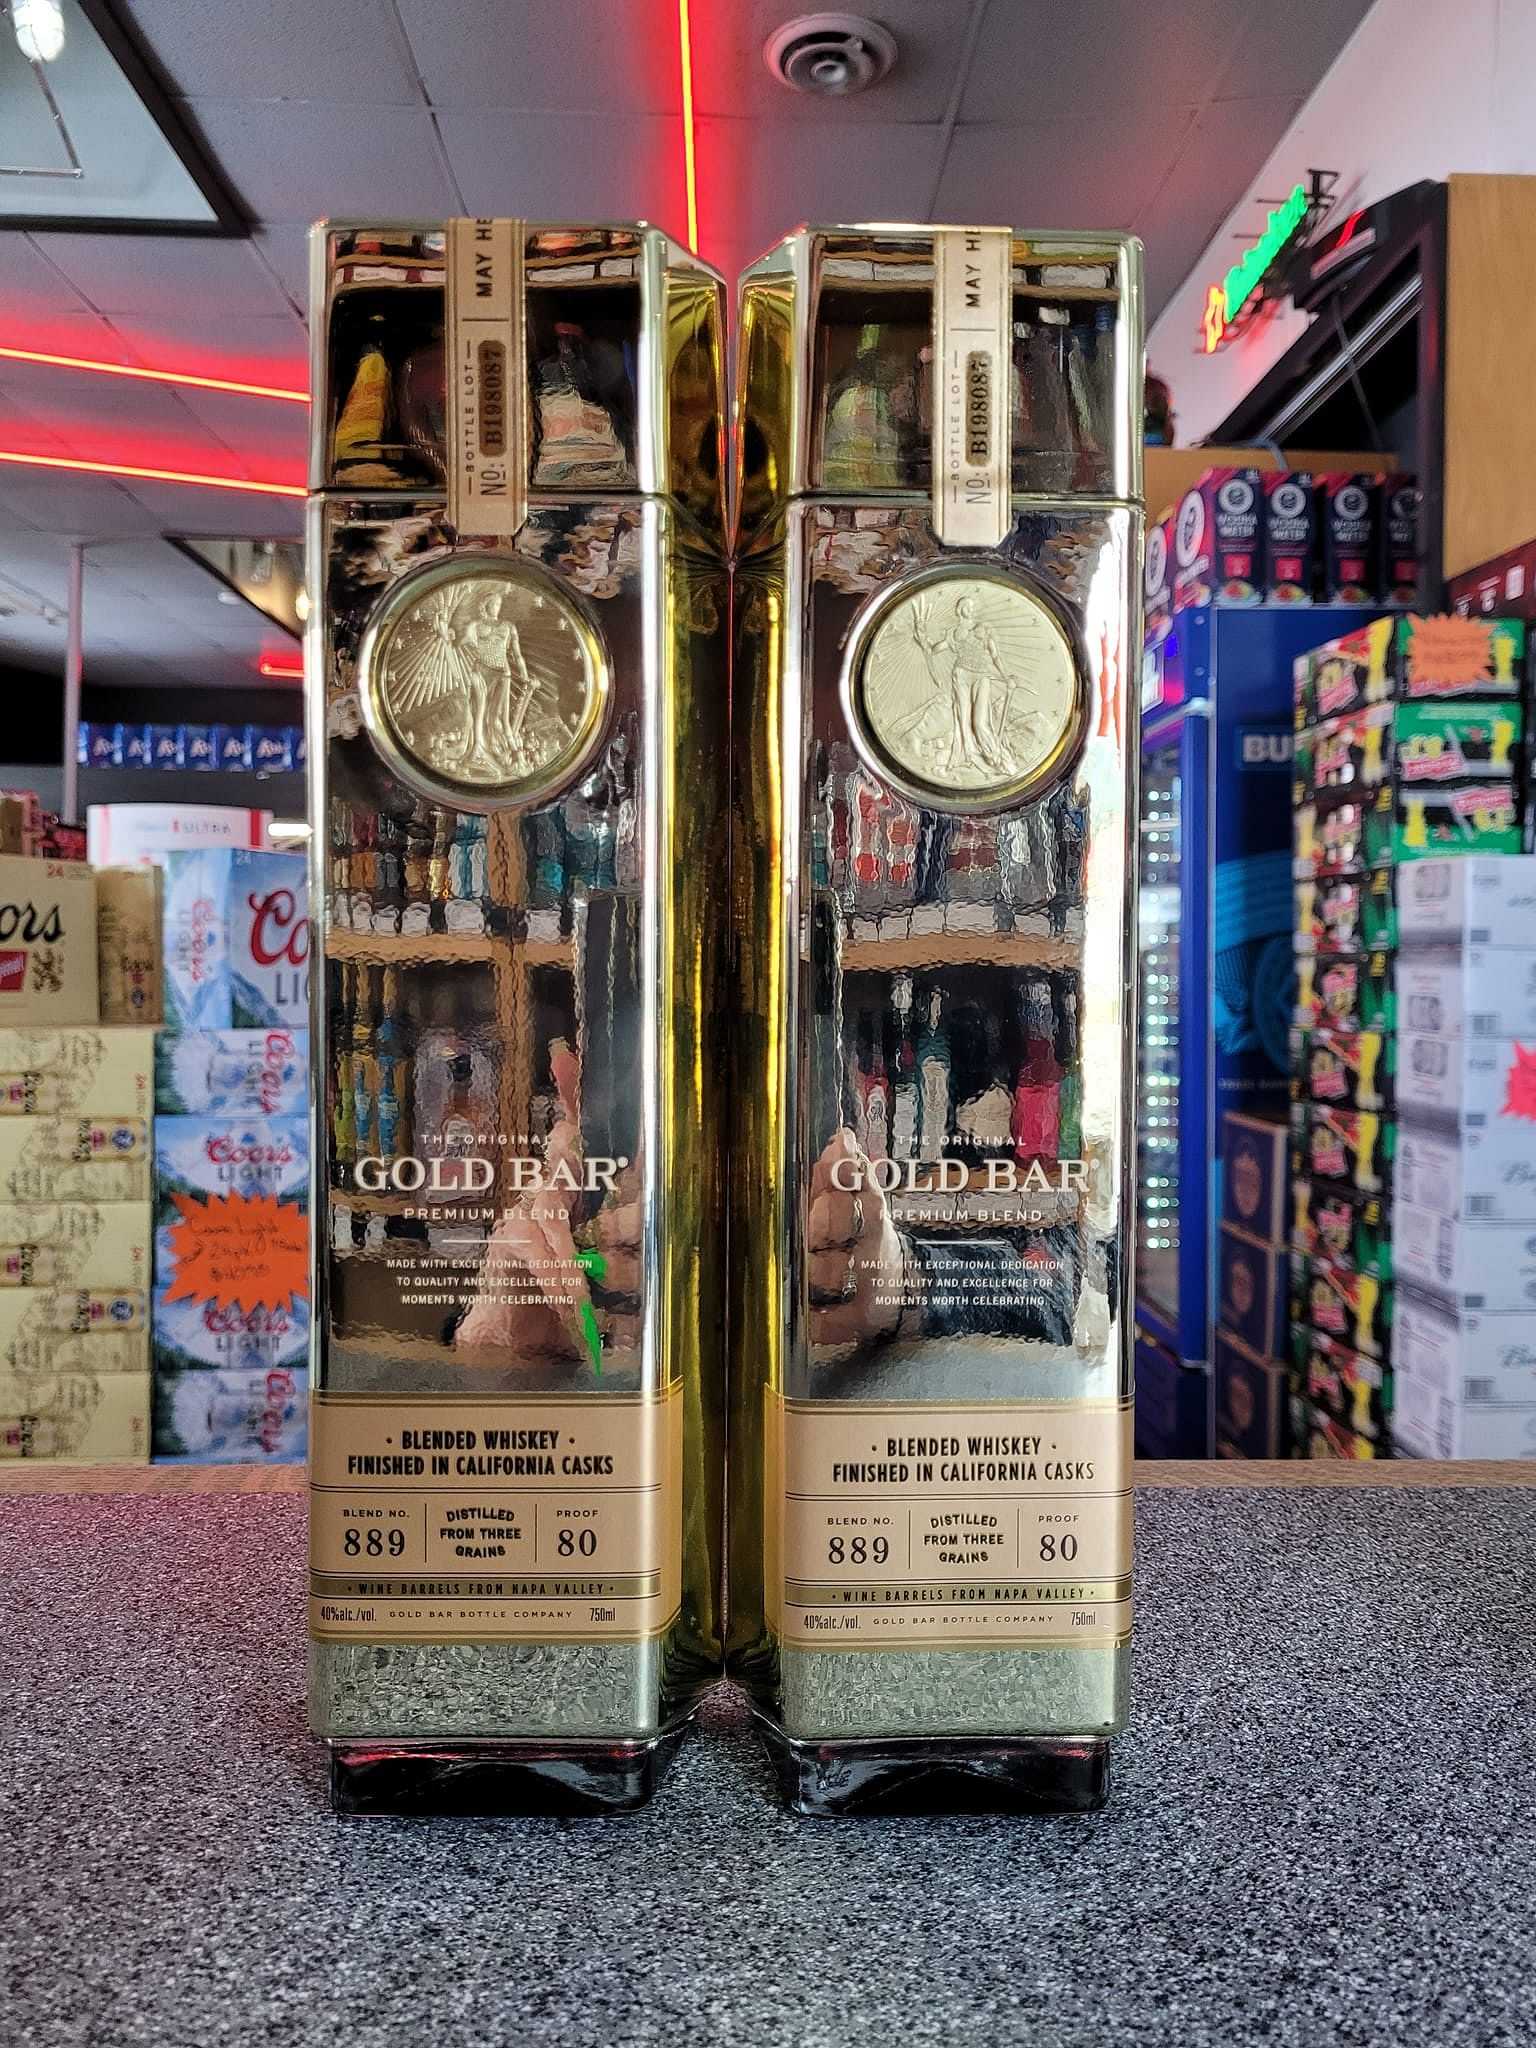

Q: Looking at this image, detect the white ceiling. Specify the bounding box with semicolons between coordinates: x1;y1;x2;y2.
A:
0;0;1375;694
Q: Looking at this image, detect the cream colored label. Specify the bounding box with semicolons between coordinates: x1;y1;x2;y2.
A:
309;1384;681;1643
774;1395;1131;1649
932;226;1012;549
446;217;526;538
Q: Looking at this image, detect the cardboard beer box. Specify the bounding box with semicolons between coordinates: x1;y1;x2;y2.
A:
212;726;254;774
153;1115;309;1220
1303;1255;1392;1361
161;847;232;1032
1217;1224;1288;1358
1304;1103;1393;1195
1173;468;1265;610
152;1277;309;1375
0;1286;148;1375
1394;1202;1536;1313
251;728;294;776
1395;1285;1536;1422
152;1361;306;1464
0;1369;150;1462
120;727;152;771
0;1201;150;1290
1320;474;1381;604
1396;951;1536;1041
1298;1325;1388;1446
0;857;99;1026
1307;1414;1380;1460
1380;477;1422;607
1214;1330;1289;1457
1293;1025;1394;1113
95;867;164;1028
85;802;270;868
0;1116;150;1202
1220;1112;1289;1242
1396;1122;1536;1226
184;728;216;773
149;726;185;772
227;849;309;1027
1297;617;1394;726
1394;700;1522;786
1263;472;1316;605
1393;614;1524;701
1292;1180;1391;1282
1295;950;1393;1035
0;1027;153;1119
1393;779;1524;862
1397;1030;1507;1118
1294;869;1397;955
1396;855;1536;948
154;1028;308;1116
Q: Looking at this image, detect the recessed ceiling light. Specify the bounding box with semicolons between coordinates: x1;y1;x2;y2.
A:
13;0;65;65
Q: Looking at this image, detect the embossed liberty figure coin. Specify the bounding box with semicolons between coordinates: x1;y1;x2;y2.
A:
360;557;607;808
850;571;1081;807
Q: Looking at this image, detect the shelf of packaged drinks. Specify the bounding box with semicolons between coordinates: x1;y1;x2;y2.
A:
324;930;570;968
841;932;1079;972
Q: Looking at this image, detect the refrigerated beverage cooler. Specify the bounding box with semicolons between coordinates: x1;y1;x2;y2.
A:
1135;603;1377;1454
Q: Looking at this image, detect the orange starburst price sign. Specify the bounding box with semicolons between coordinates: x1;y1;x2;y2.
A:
164;1191;309;1315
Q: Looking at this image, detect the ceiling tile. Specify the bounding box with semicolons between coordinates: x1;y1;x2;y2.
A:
119;483;303;541
116;0;420;104
0;478;166;540
438;110;677;222
0;237;122;355
99;310;306;398
181;100;459;223
155;387;309;474
963;0;1256;119
697;118;947;264
1132;94;1307;320
694;0;974;124
937;108;1198;232
0;368;209;453
1214;0;1375;100
250;227;313;314
398;0;680;112
28;234;295;319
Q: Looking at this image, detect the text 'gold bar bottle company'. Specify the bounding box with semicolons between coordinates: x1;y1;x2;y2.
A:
307;221;728;1813
729;226;1144;1813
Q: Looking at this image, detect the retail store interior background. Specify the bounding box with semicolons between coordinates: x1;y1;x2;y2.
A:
3;0;1532;1474
3;2;1536;1472
6;6;1536;2045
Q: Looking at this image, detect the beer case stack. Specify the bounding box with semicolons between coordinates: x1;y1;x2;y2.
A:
1290;612;1528;1458
151;847;311;1463
1214;1112;1293;1455
0;850;159;1462
1392;857;1536;1458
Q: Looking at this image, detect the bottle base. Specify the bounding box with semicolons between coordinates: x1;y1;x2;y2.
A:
326;1728;690;1816
757;1723;1110;1817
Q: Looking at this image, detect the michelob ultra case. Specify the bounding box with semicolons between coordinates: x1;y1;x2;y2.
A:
308;221;728;1812
729;226;1143;1812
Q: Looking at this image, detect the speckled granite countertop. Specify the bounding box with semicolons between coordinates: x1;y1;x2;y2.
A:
4;1482;1535;2048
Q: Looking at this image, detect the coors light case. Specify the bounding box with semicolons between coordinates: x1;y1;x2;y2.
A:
307;222;727;1812
729;227;1143;1812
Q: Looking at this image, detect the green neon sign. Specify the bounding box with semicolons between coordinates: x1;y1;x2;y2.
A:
1222;181;1309;323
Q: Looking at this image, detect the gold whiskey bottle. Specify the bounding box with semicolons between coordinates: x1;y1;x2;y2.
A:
729;226;1143;1813
307;221;728;1813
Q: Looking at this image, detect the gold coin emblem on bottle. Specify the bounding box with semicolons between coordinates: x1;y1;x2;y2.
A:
845;568;1082;810
357;554;609;810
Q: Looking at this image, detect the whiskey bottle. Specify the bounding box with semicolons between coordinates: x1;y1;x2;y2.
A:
730;225;1141;1813
309;219;728;1813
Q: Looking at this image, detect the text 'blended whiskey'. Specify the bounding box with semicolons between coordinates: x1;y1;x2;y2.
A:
308;221;728;1813
729;225;1144;1814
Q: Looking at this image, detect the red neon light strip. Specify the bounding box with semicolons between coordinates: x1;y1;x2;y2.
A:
258;658;305;679
678;0;698;251
0;342;308;403
0;447;305;497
